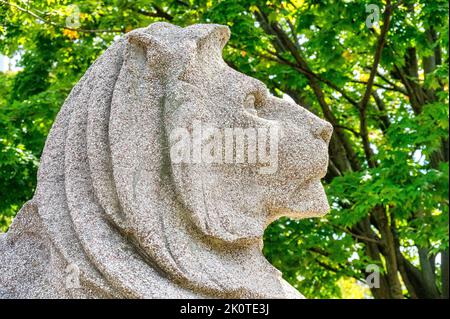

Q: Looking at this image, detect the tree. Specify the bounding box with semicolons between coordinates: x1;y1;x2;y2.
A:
0;0;448;298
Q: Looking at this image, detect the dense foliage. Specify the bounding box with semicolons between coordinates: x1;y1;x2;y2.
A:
0;0;448;298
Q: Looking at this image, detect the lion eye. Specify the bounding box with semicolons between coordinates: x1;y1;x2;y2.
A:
244;94;258;116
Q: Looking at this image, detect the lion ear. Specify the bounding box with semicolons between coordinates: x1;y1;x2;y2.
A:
126;30;171;72
195;24;230;52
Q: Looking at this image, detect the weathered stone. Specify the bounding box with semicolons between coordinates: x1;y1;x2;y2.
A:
0;22;332;298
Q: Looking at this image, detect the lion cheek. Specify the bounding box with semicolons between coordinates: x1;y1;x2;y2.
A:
170;165;267;245
186;196;268;245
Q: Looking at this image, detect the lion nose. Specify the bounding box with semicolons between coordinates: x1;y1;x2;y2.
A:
312;119;333;143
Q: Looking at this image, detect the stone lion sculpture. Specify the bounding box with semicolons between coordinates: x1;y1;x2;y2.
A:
0;22;332;298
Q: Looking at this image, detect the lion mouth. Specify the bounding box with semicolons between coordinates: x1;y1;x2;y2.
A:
314;139;330;179
279;177;330;220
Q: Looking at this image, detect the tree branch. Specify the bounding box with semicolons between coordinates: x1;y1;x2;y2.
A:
331;223;383;244
374;70;408;95
2;0;124;34
350;79;407;95
262;49;361;109
372;91;391;132
150;3;174;21
333;125;361;137
133;6;173;21
358;0;393;168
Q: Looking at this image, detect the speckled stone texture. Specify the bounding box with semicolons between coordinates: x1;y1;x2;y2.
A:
0;22;332;299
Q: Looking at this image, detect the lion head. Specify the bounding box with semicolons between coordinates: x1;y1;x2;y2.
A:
9;22;332;298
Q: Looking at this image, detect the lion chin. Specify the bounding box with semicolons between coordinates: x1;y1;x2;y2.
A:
0;22;332;299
